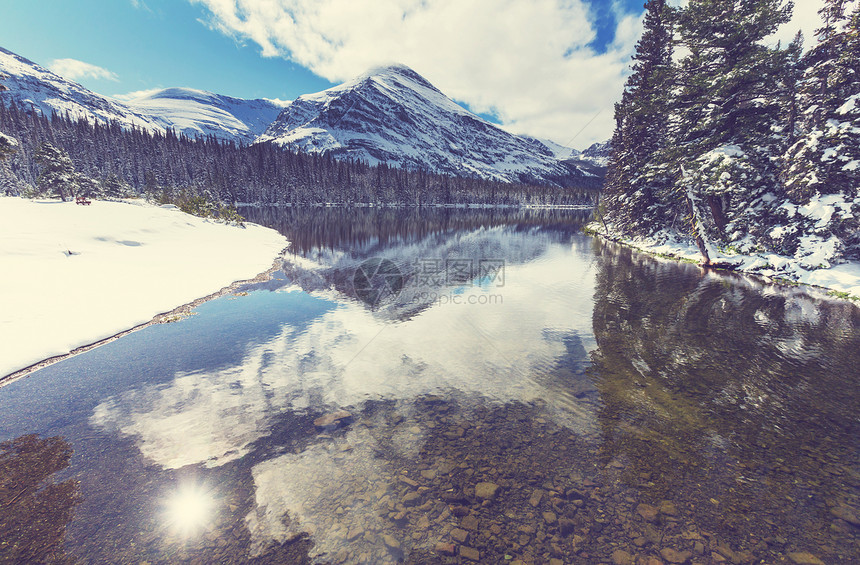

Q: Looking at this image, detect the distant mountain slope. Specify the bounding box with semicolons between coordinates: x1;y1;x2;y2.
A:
259;65;596;187
0;46;606;187
0;47;286;143
581;140;611;166
123;88;288;143
0;47;163;131
519;135;582;161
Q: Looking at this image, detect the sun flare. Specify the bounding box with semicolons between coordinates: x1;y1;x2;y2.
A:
163;484;216;537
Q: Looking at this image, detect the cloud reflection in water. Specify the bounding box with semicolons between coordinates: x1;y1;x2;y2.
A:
89;227;601;560
90;228;598;470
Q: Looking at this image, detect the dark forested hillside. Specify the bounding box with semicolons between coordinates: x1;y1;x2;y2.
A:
602;0;860;268
0;100;599;207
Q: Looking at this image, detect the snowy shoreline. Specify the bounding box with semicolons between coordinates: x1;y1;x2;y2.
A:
0;197;289;381
587;223;860;303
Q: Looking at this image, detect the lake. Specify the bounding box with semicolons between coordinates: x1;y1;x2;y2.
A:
1;207;858;564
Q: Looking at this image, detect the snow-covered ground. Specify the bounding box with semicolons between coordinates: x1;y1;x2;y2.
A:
0;197;288;378
591;225;860;302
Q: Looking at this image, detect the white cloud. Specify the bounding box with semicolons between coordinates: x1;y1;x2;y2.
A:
111;87;165;102
189;0;642;147
131;0;155;11
48;58;119;82
185;0;844;147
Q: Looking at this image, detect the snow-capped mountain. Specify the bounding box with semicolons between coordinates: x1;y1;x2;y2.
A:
258;65;592;186
0;45;604;186
0;47;286;143
581;140;611;166
520;136;610;178
122;88;288;143
0;47;163;132
520;135;582;161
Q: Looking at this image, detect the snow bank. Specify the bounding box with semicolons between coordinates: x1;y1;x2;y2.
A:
0;198;288;377
593;225;860;302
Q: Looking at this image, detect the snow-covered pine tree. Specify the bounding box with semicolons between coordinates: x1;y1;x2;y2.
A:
75;173;103;199
0;130;20;195
0;130;17;160
780;32;805;148
779;0;860;263
783;0;850;200
34;142;79;201
602;0;674;236
101;173;131;199
670;0;794;258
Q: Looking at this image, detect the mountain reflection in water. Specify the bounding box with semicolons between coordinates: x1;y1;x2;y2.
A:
0;207;856;564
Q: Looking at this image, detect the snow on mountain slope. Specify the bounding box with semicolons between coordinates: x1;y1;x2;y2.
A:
0;47;288;144
0;46;163;131
520;135;582;160
122;88;289;143
0;45;605;186
581;140;611;166
259;65;592;186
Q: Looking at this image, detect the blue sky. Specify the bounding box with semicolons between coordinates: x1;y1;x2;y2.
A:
0;0;817;146
0;0;331;101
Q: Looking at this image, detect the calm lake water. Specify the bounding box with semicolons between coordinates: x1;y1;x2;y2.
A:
1;207;858;564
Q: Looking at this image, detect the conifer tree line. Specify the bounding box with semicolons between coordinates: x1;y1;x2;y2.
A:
0;100;598;208
603;0;860;266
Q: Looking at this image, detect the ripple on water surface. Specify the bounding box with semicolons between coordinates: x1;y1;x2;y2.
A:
0;207;858;564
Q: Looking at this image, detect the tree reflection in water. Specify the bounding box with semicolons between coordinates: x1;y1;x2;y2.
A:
589;239;860;562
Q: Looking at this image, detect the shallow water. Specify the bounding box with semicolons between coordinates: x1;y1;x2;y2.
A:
0;207;858;564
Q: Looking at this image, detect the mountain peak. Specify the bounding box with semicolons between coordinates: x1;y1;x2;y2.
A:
363;63;424;79
349;63;440;94
259;64;596;186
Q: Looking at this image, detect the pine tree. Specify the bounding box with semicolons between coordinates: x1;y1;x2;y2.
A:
672;0;793;253
782;0;851;200
34;143;78;201
102;173;131;199
0;130;20;195
780;1;860;261
780;32;805;147
602;0;674;236
75;173;103;199
800;0;849;129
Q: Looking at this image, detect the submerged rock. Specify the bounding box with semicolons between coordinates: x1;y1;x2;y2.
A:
459;546;480;561
529;489;544;507
460;515;480;531
637;503;659;522
450;528;469;544
659;500;678;516
660;547;692;563
313;410;353;430
830;505;860;526
475;482;500;500
610;549;634;565
787;552;825;565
